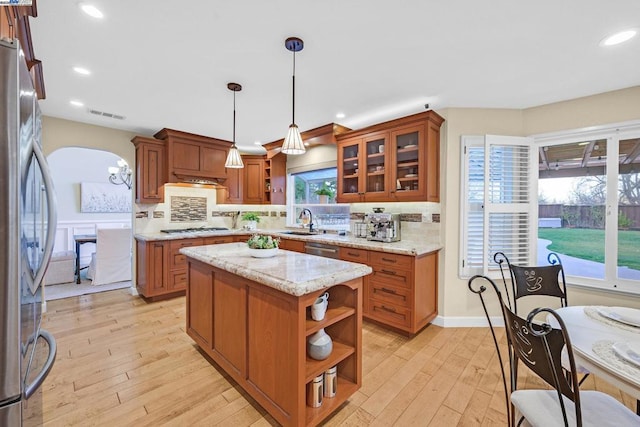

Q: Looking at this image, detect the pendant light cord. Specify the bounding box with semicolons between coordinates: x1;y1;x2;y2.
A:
292;50;296;124
233;90;237;145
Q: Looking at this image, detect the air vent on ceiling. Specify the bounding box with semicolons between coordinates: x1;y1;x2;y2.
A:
88;109;126;120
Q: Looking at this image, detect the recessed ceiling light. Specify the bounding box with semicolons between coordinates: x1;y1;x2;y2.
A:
254;141;262;145
336;112;346;119
73;66;91;75
80;3;104;19
69;100;84;107
600;29;637;46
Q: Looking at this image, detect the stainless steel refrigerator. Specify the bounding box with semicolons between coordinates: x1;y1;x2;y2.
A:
0;38;57;426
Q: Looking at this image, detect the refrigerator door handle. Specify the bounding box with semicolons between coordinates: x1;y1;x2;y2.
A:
30;141;57;288
24;329;56;399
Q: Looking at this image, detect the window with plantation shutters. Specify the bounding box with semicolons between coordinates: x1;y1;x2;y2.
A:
460;135;535;278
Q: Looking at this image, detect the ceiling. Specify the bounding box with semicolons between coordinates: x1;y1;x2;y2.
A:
30;1;640;154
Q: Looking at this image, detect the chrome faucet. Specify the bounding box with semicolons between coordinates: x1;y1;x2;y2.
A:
231;211;240;229
299;208;315;233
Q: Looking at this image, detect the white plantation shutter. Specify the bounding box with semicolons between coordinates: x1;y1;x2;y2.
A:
460;135;535;278
460;138;485;276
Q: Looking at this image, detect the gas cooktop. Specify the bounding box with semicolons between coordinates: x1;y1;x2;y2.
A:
160;227;229;234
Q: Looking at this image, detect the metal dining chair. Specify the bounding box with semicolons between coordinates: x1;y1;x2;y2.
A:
468;275;640;427
493;251;593;386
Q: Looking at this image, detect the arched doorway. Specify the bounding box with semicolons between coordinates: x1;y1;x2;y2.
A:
44;147;133;300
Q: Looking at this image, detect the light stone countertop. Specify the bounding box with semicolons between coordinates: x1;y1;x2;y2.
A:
179;242;373;296
135;228;442;256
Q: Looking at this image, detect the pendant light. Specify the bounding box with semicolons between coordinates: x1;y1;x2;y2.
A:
281;37;306;155
225;82;244;168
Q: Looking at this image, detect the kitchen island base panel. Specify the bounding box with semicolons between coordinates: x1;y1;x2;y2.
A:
186;258;362;427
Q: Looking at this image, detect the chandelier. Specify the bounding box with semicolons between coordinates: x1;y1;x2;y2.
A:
108;159;132;189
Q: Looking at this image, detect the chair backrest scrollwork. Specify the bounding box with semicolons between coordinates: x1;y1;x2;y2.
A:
494;251;568;315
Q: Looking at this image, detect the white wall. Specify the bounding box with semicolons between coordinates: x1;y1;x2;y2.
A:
286;145;337;173
440;87;640;325
48;147;131;221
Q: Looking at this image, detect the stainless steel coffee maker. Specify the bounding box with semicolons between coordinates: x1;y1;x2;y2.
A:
365;213;401;242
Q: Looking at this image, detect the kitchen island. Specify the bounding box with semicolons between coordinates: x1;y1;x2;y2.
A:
180;242;372;427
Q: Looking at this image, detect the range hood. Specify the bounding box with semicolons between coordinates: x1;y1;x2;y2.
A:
171;175;226;186
155;127;232;184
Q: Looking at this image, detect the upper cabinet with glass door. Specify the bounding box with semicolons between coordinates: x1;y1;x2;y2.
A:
336;111;444;203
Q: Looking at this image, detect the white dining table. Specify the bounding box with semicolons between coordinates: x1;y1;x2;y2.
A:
555;306;640;402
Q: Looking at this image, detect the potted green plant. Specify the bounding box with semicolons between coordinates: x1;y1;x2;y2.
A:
314;185;334;204
241;212;260;230
246;234;280;258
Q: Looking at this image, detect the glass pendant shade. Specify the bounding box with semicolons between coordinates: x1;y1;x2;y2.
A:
281;124;305;155
225;144;243;168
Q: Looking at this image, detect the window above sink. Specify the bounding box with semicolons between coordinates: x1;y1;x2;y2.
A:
286;167;350;232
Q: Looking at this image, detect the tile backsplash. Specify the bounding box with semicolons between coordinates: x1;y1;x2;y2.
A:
170;196;207;222
134;185;439;235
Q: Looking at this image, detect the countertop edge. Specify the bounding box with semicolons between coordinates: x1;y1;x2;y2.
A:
181;244;373;296
136;229;442;256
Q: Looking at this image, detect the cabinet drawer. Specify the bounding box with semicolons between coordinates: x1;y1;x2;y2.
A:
368;282;411;308
280;238;305;253
370;267;412;289
370;251;413;270
368;300;411;329
204;236;234;245
170;239;204;269
169;270;187;290
339;247;369;263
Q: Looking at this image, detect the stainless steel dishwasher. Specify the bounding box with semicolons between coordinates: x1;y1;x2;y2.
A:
304;241;340;259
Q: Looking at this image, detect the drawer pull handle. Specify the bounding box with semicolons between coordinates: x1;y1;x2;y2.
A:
375;288;407;300
378;305;396;313
381;257;397;263
380;269;397;275
347;252;360;257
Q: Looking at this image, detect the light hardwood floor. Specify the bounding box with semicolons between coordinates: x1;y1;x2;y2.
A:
33;288;636;426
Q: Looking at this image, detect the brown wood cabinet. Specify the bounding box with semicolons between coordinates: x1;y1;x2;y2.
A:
336;111;444;203
264;153;286;205
132;128;234;204
224;166;243;203
136;236;234;300
136;239;171;298
167;238;206;292
155;128;230;183
132;136;166;204
242;155;265;204
340;246;438;334
224;154;286;205
186;258;362;427
279;238;306;253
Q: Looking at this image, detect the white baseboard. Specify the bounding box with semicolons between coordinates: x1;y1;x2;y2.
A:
431;315;504;328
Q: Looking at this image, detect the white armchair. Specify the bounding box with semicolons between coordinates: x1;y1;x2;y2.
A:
86;227;132;286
